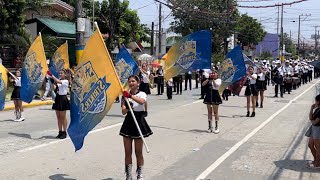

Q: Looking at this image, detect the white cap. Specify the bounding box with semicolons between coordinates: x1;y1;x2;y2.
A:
263;60;267;63
276;60;281;64
285;60;289;63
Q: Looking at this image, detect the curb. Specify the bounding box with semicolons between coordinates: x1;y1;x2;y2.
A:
3;100;54;111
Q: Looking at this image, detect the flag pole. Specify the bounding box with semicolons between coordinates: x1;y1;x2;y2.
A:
94;22;150;153
4;67;18;81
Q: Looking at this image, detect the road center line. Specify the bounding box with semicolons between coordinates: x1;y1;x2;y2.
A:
195;80;320;180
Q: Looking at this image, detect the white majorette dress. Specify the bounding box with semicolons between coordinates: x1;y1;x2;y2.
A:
139;71;151;94
244;74;258;96
203;79;222;105
120;91;153;138
256;72;266;91
11;77;21;100
52;79;70;111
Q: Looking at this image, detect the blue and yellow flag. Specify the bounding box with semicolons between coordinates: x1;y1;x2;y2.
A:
21;34;47;103
218;46;246;93
49;41;69;77
0;64;8;110
114;46;139;89
164;30;211;80
68;26;123;151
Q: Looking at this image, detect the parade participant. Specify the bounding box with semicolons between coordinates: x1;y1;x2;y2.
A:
303;62;309;84
41;73;56;101
195;69;200;89
308;62;314;82
255;67;266;108
176;73;183;95
156;65;164;95
199;69;206;99
272;61;285;98
10;69;24;122
245;66;257;117
292;61;300;90
166;78;173;100
305;94;320;168
184;71;192;90
139;63;151;95
222;87;231;101
50;69;70;139
202;71;222;133
284;60;293;94
120;75;153;180
265;62;271;86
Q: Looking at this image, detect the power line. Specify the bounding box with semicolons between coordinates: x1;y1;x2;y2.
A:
238;0;308;8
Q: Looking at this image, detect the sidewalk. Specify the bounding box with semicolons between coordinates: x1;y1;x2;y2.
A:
3;99;54;111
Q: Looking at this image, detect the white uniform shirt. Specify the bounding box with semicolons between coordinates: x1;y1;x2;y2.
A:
309;65;314;71
248;74;257;84
128;91;147;112
14;77;21;87
211;79;222;90
303;66;309;73
293;66;299;74
167;78;173;87
257;73;265;81
141;70;150;83
284;65;293;75
57;79;69;95
277;66;286;76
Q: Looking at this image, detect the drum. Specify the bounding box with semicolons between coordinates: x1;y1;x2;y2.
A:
284;77;293;84
292;77;300;85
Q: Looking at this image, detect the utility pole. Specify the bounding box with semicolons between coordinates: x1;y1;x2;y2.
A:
224;0;230;55
277;4;280;35
158;3;162;55
297;14;311;57
298;15;301;51
76;0;85;64
280;3;284;61
151;22;154;55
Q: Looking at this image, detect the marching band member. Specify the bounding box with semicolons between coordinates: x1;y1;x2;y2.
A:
292;61;300;90
272;61;285;98
50;69;70;139
256;67;266;108
245;66;257;117
120;75;153;180
166;78;173;100
284;60;293;94
156;65;164;95
308;62;314;82
10;69;24;122
139;63;151;95
202;71;222;133
302;62;309;84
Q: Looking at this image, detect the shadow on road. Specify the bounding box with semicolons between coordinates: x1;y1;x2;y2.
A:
150;125;199;134
101;178;114;180
274;160;320;173
188;129;209;133
8;132;57;140
49;174;76;180
0;119;14;122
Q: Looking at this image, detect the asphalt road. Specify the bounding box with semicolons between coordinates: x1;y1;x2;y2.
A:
0;80;320;180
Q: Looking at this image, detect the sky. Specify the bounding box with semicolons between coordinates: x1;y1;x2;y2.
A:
127;0;320;45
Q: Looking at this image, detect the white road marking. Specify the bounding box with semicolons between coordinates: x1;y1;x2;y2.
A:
18;99;201;153
181;100;202;107
195;80;319;180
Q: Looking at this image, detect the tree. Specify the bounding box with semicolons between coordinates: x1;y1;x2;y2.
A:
0;0;27;43
235;14;266;47
168;0;239;61
283;33;296;55
260;51;272;60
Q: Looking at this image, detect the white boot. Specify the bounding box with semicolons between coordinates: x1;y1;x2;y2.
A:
136;166;144;180
207;120;213;133
15;112;24;122
125;164;132;180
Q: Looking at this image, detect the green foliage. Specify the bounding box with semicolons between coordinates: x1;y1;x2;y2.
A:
283;33;296;55
0;0;27;42
235;14;266;46
42;34;64;58
260;51;272;60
